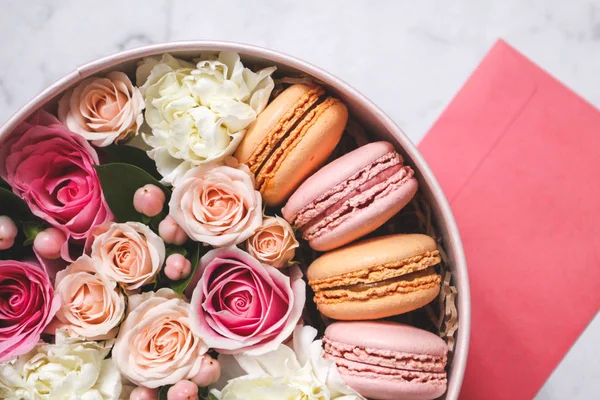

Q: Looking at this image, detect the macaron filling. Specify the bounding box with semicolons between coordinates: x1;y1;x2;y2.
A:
309;249;441;291
322;337;447;373
246;85;324;176
313;267;441;304
255;96;341;190
290;151;401;228
323;338;447;385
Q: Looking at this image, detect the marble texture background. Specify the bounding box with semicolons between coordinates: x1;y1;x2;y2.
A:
0;0;599;398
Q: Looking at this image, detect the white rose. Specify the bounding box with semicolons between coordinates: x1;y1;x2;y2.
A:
0;337;121;400
136;53;276;184
112;288;208;388
211;326;363;400
47;255;126;340
91;222;165;292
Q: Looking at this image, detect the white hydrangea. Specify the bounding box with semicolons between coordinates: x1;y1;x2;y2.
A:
0;333;121;400
211;326;364;400
136;52;276;184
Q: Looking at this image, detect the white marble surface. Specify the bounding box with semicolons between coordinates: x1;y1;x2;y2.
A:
0;0;599;398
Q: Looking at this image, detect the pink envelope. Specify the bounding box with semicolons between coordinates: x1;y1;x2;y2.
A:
419;39;600;399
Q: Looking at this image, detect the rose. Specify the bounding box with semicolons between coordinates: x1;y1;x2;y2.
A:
47;255;126;340
112;288;207;388
58;71;144;147
91;222;165;291
0;111;112;260
188;246;305;355
211;326;363;400
246;216;299;268
0;260;60;362
169;162;262;247
0;334;121;400
135;53;275;184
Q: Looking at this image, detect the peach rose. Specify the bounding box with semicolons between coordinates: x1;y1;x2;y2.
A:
48;255;125;340
169;162;262;247
58;71;144;147
91;222;165;291
246;216;299;269
112;288;208;388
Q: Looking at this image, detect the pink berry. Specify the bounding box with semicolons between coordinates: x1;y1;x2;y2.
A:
164;254;192;281
158;216;188;245
33;228;66;259
0;216;18;251
191;354;221;387
133;184;165;217
167;380;198;400
129;386;159;400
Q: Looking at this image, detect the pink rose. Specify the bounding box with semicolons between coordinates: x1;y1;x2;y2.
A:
47;255;126;340
0;111;112;260
58;71;144;147
113;288;208;388
246;216;299;269
169;163;262;247
91;222;165;291
0;260;60;362
189;246;305;355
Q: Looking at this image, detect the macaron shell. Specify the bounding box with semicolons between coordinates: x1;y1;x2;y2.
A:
283;141;396;219
324;321;447;356
339;372;447;400
259;98;348;205
234;84;319;164
317;284;440;320
309;176;418;251
308;233;438;282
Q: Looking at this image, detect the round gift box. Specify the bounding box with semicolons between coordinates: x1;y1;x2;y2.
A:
0;41;470;400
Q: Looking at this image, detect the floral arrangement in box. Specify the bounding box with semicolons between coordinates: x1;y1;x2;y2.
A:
0;51;457;400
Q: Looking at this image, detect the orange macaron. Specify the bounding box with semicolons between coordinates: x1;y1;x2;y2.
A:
307;233;442;320
234;84;348;206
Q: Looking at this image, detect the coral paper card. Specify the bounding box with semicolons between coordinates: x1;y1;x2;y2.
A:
419;39;600;399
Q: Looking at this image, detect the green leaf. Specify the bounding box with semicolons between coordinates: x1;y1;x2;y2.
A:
22;222;45;246
158;385;172;400
94;163;170;223
160;242;209;295
102;144;161;180
208;393;219;400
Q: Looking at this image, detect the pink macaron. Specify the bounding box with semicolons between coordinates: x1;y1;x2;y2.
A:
323;321;448;400
282;141;418;251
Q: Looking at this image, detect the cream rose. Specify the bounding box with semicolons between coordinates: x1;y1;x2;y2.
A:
91;222;165;291
112;288;208;388
47;255;125;340
169;162;262;247
246;216;299;269
58;71;144;147
0;334;121;400
135;53;275;184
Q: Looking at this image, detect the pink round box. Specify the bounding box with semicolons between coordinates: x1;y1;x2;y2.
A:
0;41;470;400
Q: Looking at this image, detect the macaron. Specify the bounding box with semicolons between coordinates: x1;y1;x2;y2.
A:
323;321;448;400
307;234;441;320
282;141;418;251
235;83;348;206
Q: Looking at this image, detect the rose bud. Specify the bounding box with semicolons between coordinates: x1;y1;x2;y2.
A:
158;216;188;245
167;380;198;400
0;215;18;250
129;386;159;400
133;184;165;217
164;254;192;281
33;227;67;259
191;354;221;387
